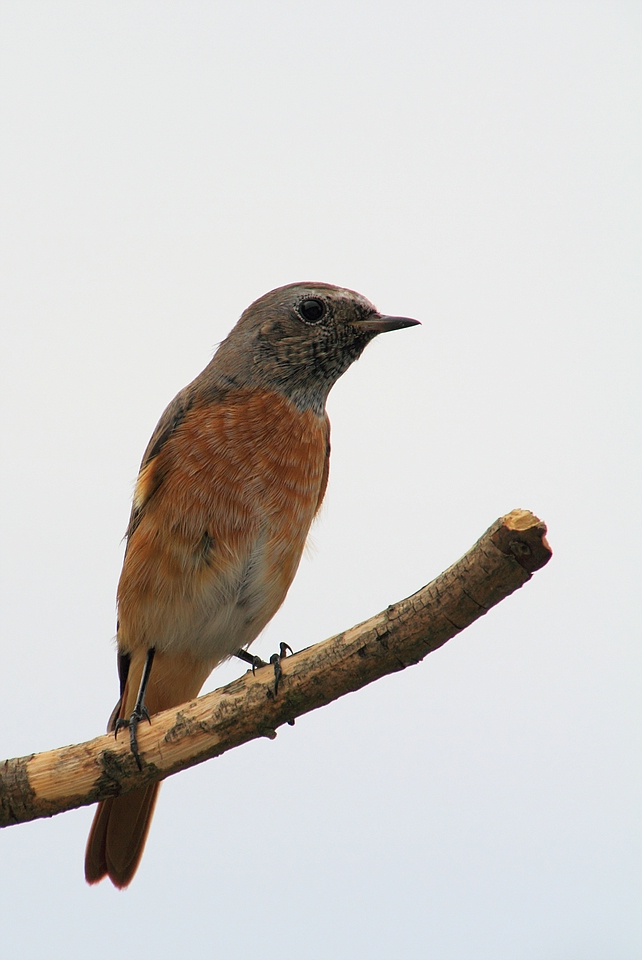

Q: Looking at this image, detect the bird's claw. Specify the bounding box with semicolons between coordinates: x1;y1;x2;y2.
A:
237;643;294;695
270;642;294;696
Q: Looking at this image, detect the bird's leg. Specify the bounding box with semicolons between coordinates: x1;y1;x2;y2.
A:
114;646;156;770
235;648;268;672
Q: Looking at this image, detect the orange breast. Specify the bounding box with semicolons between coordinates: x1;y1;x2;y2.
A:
117;390;329;663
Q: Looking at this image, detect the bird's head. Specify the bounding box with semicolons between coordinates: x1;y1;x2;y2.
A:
214;282;420;413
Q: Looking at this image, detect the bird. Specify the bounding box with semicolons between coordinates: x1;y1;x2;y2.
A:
84;281;419;888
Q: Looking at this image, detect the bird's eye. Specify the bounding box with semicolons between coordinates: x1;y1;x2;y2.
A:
297;298;326;324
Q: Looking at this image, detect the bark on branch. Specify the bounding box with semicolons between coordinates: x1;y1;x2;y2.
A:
0;509;551;828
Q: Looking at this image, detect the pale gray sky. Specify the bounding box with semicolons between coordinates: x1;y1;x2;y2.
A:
1;2;640;958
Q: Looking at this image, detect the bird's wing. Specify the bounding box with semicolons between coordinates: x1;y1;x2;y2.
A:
125;379;230;538
315;414;331;515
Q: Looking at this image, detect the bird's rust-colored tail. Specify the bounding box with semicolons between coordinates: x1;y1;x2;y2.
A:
85;648;212;887
85;785;160;887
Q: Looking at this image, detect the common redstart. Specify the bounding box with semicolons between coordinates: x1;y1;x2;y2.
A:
85;281;419;887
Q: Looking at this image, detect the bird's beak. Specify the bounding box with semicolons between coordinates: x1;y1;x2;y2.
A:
355;314;421;333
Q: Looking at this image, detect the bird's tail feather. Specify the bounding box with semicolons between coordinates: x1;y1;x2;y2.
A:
84;648;212;887
85;784;160;888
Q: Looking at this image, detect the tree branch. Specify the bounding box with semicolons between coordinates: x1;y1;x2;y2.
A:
0;509;551;828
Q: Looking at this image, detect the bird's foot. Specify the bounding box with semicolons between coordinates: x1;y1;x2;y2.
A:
114;704;152;771
236;643;293;696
